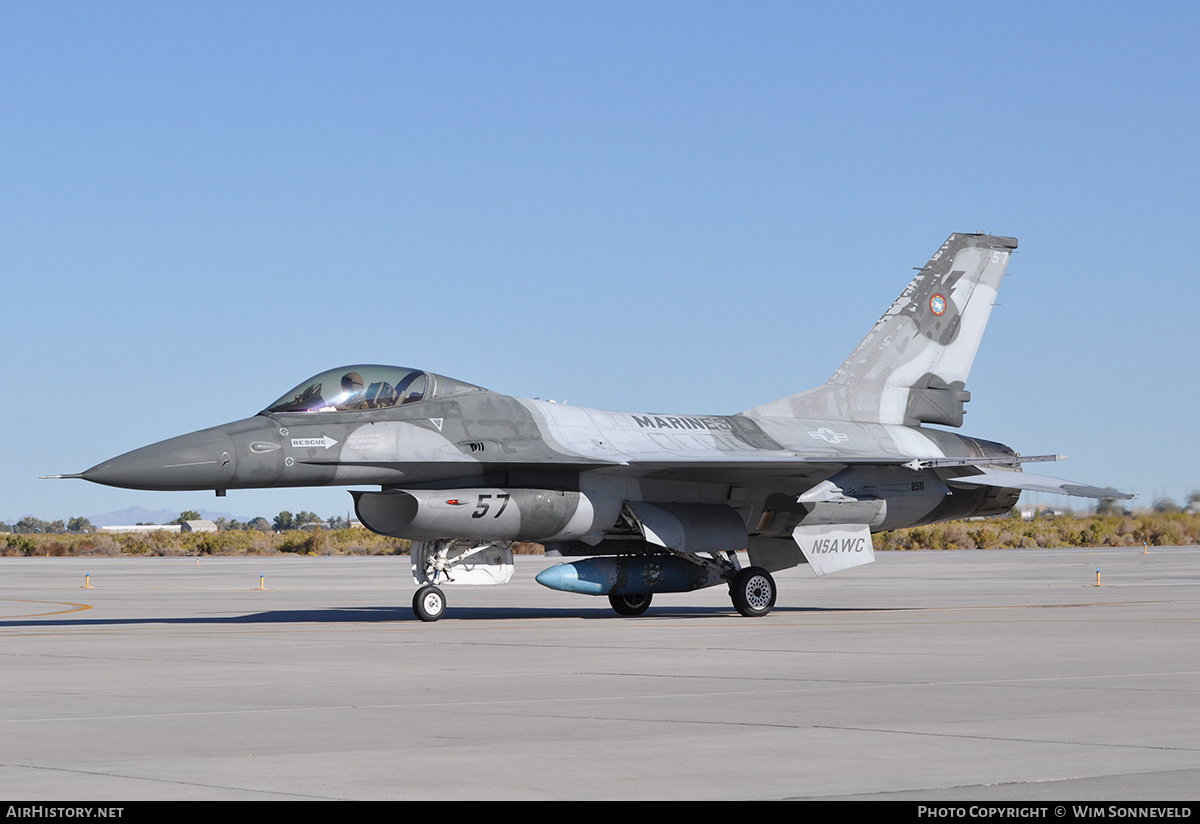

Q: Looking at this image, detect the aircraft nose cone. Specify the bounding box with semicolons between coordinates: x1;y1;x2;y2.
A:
82;429;238;491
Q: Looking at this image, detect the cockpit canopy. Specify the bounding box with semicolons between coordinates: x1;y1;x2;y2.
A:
263;365;484;414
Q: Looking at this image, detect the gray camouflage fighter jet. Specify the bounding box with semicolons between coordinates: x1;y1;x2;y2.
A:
53;233;1131;621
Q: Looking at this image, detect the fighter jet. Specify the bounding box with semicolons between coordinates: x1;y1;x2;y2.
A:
54;233;1130;621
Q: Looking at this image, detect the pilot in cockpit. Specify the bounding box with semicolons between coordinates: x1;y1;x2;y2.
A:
336;371;370;410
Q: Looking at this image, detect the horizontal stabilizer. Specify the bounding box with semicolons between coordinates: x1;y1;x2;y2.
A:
947;469;1134;500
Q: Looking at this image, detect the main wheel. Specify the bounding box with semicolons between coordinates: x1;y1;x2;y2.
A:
608;592;653;616
730;567;776;617
413;585;447;622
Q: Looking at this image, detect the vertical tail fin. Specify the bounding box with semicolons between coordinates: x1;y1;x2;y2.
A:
744;232;1017;427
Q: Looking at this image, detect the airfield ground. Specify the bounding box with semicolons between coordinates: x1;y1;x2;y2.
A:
1;548;1198;800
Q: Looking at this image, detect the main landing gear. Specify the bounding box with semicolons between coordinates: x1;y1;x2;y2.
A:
608;592;653;616
729;566;776;617
598;557;778;618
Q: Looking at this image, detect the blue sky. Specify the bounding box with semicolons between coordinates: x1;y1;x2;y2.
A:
3;1;1198;523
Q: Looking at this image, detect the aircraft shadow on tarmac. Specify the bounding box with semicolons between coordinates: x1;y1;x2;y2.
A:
0;603;882;627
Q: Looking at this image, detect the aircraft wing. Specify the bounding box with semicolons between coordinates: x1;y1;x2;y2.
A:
620;455;1132;500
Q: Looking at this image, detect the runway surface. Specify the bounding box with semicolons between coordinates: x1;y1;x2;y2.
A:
1;547;1198;800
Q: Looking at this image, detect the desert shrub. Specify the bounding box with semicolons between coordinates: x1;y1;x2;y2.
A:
121;538;152;555
970;526;1000;549
5;534;38;555
276;529;331;555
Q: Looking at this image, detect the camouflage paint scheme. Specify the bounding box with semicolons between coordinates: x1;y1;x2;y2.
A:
67;233;1131;619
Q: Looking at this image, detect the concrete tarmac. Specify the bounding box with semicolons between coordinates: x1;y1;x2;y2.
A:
1;547;1198;800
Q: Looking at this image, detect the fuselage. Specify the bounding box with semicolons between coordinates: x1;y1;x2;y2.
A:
81;385;1021;539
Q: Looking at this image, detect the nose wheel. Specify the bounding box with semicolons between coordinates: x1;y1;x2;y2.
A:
413;585;447;622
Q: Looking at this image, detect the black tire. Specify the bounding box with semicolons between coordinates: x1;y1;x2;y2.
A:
413;585;447;622
730;567;776;617
608;592;653;616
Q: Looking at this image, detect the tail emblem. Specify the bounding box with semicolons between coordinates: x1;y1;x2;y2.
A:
929;293;947;316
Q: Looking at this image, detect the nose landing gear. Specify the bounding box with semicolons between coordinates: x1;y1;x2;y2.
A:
413;585;447;622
